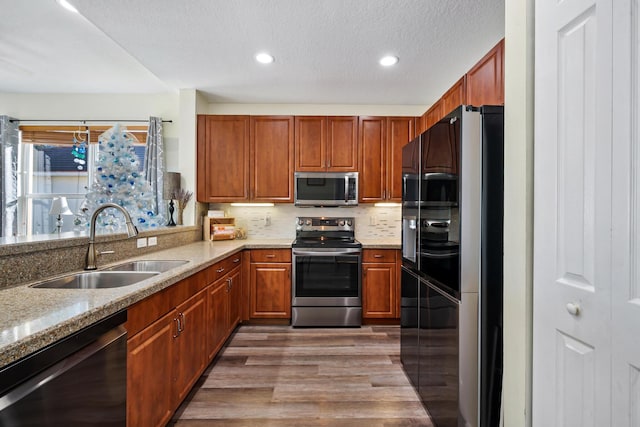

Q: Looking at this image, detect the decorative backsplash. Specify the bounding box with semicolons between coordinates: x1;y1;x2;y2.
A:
209;204;401;240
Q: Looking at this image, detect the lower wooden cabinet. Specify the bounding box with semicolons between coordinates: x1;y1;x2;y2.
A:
126;253;244;427
127;310;176;427
362;249;400;320
249;249;292;319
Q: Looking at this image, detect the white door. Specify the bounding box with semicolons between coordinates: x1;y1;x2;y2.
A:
611;0;640;425
533;0;613;426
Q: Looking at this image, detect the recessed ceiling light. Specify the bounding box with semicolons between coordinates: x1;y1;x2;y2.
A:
255;53;275;64
379;55;399;67
57;0;79;13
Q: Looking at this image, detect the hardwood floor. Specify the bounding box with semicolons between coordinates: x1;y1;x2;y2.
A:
170;325;433;426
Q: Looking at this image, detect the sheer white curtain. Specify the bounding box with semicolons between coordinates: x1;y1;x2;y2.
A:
0;116;19;237
143;117;167;221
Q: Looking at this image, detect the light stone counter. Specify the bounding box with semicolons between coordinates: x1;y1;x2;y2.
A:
358;238;401;249
0;238;292;368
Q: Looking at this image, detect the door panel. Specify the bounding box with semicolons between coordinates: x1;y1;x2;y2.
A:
534;0;612;425
611;0;640;425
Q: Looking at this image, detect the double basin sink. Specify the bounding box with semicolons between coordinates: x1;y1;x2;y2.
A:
31;260;188;290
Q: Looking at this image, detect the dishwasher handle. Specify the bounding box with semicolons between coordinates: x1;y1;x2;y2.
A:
0;325;126;412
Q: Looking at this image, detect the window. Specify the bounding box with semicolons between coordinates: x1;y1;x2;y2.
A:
18;125;147;236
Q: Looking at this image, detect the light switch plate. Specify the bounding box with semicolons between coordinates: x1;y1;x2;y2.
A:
148;236;157;246
137;238;147;248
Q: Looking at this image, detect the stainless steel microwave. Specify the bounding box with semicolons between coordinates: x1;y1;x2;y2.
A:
294;172;358;206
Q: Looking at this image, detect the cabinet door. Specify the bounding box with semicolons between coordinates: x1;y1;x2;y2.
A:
227;267;242;331
423;100;444;131
362;262;397;318
358;116;386;202
127;310;176;427
466;39;504;106
295;116;327;171
387;117;416;201
250;263;291;318
441;76;466;117
196;115;250;202
327;116;358;171
207;279;229;361
174;290;208;406
250;116;294;201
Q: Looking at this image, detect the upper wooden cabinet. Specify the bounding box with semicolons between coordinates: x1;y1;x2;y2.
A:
197;115;250;202
466;39;504;107
421;100;443;134
250;116;294;202
441;76;467;118
295;116;358;172
197;115;294;203
359;116;415;203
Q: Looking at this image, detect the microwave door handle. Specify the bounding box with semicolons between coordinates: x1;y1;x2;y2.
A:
345;176;349;203
426;220;450;228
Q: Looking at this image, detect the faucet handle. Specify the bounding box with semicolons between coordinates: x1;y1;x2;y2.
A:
98;250;115;256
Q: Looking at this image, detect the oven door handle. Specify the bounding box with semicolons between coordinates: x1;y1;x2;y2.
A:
420;250;458;258
293;249;362;256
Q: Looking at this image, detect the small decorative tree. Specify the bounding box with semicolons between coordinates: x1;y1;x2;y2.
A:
79;124;163;232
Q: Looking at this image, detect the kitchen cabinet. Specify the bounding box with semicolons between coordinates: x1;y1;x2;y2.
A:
197;115;293;202
362;249;399;320
126;254;243;426
295;116;358;172
441;76;466;118
359;116;415;202
249;249;292;319
466;39;504;107
250;116;294;202
196;115;250;202
421;100;443;133
126;283;207;427
207;254;243;360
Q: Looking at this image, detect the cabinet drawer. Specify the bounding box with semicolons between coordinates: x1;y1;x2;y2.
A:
250;249;291;263
207;253;243;283
363;249;397;263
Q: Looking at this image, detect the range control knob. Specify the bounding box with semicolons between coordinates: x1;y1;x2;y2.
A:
339;220;346;226
305;219;312;226
297;219;304;226
346;219;353;226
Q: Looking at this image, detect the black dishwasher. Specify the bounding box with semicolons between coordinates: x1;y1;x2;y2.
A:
0;310;127;426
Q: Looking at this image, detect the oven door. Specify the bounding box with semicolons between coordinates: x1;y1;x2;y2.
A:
292;248;362;307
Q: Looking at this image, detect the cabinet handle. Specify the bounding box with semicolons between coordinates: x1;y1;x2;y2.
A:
216;267;225;273
173;317;180;338
373;254;384;258
176;313;184;333
382;190;386;199
566;302;581;316
265;254;275;258
233;258;240;263
327;159;331;168
180;312;185;331
226;277;232;292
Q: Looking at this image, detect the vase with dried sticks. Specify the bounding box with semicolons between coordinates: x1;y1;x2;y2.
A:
173;188;193;226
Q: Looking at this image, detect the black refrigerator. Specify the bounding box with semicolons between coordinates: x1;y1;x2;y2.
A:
400;105;503;427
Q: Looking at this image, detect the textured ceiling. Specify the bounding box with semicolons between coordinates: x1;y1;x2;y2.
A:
0;0;504;105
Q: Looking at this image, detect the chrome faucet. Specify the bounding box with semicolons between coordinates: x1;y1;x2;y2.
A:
85;203;139;270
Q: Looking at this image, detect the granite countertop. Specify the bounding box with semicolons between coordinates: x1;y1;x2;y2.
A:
0;238;292;369
0;236;399;368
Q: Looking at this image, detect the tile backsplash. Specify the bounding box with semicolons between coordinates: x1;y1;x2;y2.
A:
209;204;401;240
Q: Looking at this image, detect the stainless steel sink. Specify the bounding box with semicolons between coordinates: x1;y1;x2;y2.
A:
102;260;188;272
31;271;160;289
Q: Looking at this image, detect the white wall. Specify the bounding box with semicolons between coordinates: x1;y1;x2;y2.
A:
206;103;427;117
502;0;534;425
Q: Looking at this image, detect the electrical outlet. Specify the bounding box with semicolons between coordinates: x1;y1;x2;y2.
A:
369;216;377;226
265;213;271;226
148;236;157;246
136;238;147;248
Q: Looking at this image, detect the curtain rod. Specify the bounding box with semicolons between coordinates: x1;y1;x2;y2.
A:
10;119;172;123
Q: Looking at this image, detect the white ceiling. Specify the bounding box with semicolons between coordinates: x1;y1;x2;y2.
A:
0;0;505;106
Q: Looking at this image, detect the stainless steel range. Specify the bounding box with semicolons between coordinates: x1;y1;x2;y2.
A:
291;217;362;327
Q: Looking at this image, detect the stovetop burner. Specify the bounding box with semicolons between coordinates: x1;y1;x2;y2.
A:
293;217;361;249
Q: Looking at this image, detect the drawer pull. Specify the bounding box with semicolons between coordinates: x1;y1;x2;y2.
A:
373;254;384;258
233;258;240;263
265;254;276;258
216;267;225;273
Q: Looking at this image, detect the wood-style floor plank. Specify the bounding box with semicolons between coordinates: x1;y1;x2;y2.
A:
170;325;433;426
